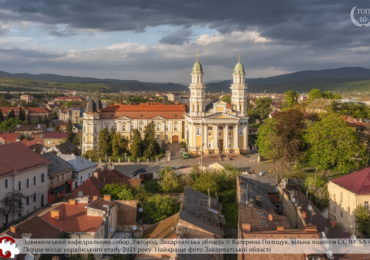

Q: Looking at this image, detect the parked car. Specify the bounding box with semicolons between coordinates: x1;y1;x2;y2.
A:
132;168;146;176
182;152;190;159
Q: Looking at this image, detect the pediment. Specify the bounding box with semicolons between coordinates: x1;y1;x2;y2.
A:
207;113;239;120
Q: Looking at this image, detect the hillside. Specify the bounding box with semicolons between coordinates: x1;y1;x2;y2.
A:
0;67;369;93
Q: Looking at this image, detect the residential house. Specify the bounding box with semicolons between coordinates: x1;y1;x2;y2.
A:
237;174;323;260
43;132;68;147
0;143;49;227
0;133;19;144
57;153;97;189
41;152;74;203
20;94;34;103
328;167;370;233
138;187;224;260
58;108;82;124
305;99;337;114
70;169;141;199
15;124;46;137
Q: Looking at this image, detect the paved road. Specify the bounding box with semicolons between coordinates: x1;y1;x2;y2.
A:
113;153;276;176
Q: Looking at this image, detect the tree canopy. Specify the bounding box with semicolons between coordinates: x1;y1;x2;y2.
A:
101;184;135;200
248;97;273;121
304;113;367;174
142;194;179;224
159;167;184;193
284;90;299;107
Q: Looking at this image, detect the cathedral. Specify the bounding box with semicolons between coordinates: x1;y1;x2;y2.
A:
81;58;249;155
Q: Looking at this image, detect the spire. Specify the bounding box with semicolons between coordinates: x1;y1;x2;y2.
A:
233;55;245;76
192;54;203;74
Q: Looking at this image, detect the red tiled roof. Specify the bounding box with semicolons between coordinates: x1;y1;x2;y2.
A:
100;103;186;119
70;169;141;198
43;132;68;139
40;202;103;232
26;107;48;114
331;167;370;194
0;107;21;114
0;133;18;143
0;142;49;176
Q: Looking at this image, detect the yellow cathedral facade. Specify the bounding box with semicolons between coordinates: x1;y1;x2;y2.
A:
82;58;249;155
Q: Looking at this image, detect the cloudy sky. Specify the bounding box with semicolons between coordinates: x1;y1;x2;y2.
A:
0;0;369;83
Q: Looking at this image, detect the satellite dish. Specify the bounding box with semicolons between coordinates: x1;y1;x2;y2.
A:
78;191;83;197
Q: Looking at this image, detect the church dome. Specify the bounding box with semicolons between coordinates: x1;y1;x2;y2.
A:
233;62;245;75
192;59;203;74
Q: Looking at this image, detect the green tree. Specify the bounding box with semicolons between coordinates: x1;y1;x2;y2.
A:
220;95;231;104
308;89;341;101
7;109;15;119
98;128;112;157
0;118;22;132
0;109;4;122
143;121;161;159
18;108;26;121
284;90;299;107
101;184;135;200
191;171;220;196
130;129;143;159
248;97;273;121
112;133;129;157
142;194;179;223
354;205;370;237
159;167;183;193
0;191;26;229
256;109;305;167
305;113;367;175
332;102;370;120
83;149;100;162
144;180;162;193
66;120;74;141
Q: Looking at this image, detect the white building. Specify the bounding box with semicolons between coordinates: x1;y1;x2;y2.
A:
0;143;49;227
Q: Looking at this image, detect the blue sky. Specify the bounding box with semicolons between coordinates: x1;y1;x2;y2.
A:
0;0;369;83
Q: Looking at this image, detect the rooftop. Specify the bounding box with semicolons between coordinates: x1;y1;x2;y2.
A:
331;167;370;194
0;142;48;176
41;152;73;176
57;153;97;172
43;132;68;139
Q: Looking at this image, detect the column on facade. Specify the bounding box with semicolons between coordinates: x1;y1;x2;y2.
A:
223;124;229;153
242;125;248;152
233;124;240;154
213;125;219;154
203;124;209;155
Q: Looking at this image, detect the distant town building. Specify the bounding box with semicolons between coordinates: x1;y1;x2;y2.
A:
54;96;83;102
328;167;370;233
0;143;49;227
0;106;49;123
0;133;19;144
20;94;34;103
58;108;82;124
43;132;68;147
166;93;181;102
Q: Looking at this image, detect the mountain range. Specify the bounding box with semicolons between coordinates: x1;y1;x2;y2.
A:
0;67;370;93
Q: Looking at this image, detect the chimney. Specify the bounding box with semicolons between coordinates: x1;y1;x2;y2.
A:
104;195;111;201
241;223;251;232
69;199;76;205
51;210;61;220
304;225;318;232
92;195;98;201
10;226;16;233
268;214;273;221
277;226;285;232
93;171;99;179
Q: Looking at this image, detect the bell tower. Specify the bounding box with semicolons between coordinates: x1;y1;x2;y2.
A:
189;56;206;117
231;55;247;117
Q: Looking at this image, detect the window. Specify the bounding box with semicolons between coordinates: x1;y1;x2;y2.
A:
196;127;201;136
18;181;21;191
26;178;29;188
340;211;343;218
33;193;36;202
80;176;82;183
5;179;8;189
365;201;369;210
33;176;36;185
122;124;126;131
41;174;45;183
26;196;29;205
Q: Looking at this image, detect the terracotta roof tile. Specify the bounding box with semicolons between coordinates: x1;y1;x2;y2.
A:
25;107;48;114
100;103;186;119
40;202;103;232
143;213;179;238
5;216;61;239
43;132;68;139
0;133;19;143
331;167;370;194
0;142;48;176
